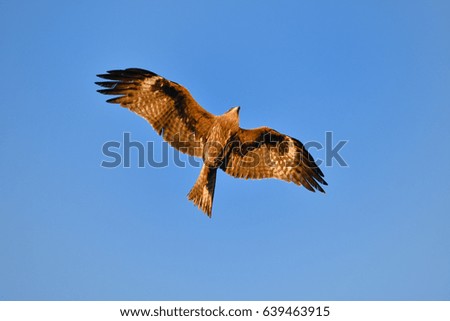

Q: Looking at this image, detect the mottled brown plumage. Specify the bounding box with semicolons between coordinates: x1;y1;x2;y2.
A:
96;68;327;217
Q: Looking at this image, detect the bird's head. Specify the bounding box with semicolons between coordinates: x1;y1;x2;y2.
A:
227;106;240;116
224;106;240;128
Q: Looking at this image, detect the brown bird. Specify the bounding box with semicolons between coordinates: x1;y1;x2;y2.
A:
96;68;327;217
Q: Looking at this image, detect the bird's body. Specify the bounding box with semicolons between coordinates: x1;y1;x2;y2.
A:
96;68;327;217
203;107;240;167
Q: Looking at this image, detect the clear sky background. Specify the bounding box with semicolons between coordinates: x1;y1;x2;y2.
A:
1;0;449;300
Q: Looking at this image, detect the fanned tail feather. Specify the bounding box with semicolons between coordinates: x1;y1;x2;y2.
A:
188;165;217;217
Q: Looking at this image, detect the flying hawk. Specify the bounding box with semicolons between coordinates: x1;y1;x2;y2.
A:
96;68;327;217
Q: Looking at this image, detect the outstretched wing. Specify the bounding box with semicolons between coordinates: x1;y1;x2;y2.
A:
96;68;215;157
221;127;327;192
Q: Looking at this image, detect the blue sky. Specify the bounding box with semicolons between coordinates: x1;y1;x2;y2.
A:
1;0;449;300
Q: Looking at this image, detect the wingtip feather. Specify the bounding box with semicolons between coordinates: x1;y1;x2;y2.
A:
106;96;124;104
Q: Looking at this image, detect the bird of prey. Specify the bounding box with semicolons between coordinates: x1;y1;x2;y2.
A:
96;68;327;217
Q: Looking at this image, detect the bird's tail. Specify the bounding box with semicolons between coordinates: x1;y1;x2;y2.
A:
188;165;217;217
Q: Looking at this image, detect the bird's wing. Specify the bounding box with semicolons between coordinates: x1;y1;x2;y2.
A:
96;68;214;157
221;127;327;192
